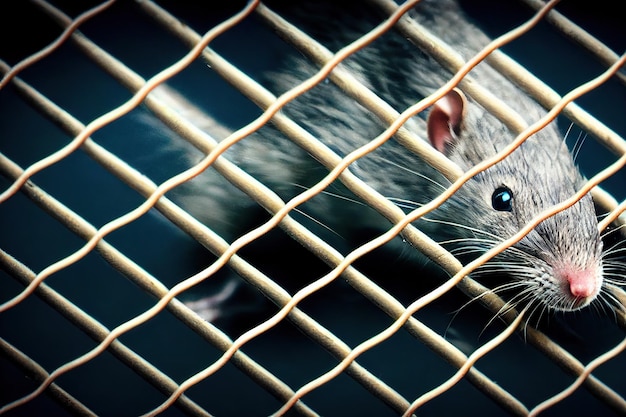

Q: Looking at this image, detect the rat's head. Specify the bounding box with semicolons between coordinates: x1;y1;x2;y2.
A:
426;89;604;312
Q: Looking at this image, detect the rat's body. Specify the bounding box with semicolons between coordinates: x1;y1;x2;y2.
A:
150;0;613;315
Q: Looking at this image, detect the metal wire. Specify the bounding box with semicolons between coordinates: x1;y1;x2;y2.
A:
0;0;624;416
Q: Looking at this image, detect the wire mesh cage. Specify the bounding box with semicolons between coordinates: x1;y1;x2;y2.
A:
0;0;625;416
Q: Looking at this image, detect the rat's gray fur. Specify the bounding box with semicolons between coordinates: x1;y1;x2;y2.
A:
154;0;613;314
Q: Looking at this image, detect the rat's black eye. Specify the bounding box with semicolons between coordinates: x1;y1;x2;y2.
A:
492;186;513;212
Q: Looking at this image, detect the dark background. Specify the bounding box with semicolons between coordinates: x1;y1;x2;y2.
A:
0;1;624;416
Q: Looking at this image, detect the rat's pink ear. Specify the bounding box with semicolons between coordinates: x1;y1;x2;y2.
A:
426;88;467;154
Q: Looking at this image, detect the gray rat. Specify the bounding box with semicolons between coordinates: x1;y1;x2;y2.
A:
150;0;616;316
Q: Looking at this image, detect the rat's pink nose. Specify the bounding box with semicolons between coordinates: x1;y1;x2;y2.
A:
565;268;597;299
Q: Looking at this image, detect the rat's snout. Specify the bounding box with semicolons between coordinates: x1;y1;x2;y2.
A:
554;264;602;308
566;269;597;298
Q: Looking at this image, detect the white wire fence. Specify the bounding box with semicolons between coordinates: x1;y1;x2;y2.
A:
0;0;625;416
